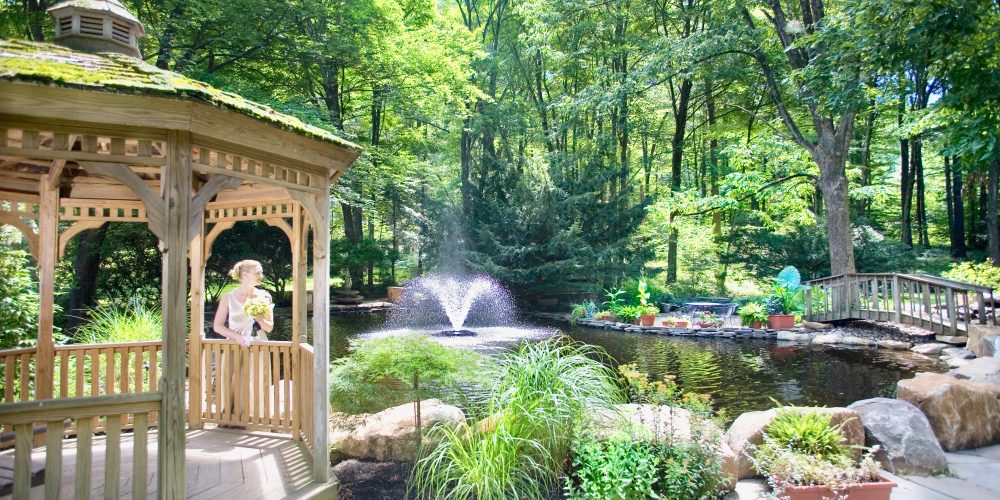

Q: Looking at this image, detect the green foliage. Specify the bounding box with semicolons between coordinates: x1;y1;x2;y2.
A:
737;302;768;326
617;363;713;415
95;223;161;308
765;268;807;316
753;407;882;491
570;303;588;324
603;287;627;310
329;335;488;415
0;228;38;349
943;259;1000;290
74;302;162;344
765;409;850;461
411;337;624;500
614;305;642;324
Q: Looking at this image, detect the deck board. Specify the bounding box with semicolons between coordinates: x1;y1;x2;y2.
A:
1;427;335;499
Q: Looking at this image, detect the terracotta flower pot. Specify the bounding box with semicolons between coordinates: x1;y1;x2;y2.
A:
751;320;763;329
696;321;714;328
768;314;795;329
777;476;896;500
639;314;655;326
673;320;688;327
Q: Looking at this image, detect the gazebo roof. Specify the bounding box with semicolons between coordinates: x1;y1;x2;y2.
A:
0;39;361;152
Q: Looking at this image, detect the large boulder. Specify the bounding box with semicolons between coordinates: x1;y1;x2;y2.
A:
897;372;1000;451
949;356;1000;388
589;404;737;490
967;324;1000;358
846;398;948;475
725;407;864;480
329;399;465;461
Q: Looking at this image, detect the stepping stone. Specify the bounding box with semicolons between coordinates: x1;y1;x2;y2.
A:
878;340;912;350
912;343;950;355
942;348;976;360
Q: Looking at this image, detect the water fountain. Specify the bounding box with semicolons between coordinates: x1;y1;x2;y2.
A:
362;273;552;348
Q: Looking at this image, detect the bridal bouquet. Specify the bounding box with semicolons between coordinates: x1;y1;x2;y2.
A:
243;296;272;318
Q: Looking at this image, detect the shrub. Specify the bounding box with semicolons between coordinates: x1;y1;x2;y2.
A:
737;302;768;326
74;302;162;344
752;407;882;493
764;409;850;460
0;231;39;349
943;259;1000;290
593;310;615;321
614;305;642;323
329;335;489;416
410;337;624;499
570;303;588;324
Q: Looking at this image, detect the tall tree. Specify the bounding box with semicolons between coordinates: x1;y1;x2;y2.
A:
739;0;859;274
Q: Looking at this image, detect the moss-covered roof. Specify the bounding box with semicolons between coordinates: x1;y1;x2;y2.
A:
0;39;361;153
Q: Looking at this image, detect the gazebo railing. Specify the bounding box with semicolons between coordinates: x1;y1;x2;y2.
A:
0;340;163;436
297;343;316;451
0;392;160;499
195;339;296;431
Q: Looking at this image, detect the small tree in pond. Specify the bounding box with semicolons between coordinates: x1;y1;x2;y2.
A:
329;335;488;450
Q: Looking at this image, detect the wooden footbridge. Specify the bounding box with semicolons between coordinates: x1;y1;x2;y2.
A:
804;273;997;336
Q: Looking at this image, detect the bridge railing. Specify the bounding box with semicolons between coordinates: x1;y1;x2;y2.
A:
805;273;997;335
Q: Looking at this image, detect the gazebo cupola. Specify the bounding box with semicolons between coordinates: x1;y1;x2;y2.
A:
47;0;144;58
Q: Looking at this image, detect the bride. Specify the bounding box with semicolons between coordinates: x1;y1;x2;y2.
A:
213;259;274;345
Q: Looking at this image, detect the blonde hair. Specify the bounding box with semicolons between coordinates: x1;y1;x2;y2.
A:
229;259;262;281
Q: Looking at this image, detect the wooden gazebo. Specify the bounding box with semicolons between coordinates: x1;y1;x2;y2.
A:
0;3;360;497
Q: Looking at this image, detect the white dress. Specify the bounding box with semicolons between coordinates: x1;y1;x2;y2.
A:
227;290;269;342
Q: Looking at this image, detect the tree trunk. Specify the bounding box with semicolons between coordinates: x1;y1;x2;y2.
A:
818;151;857;275
914;139;929;248
948;157;967;258
900;150;913;246
64;225;107;333
666;78;693;284
460;113;474;217
989;159;1000;264
25;0;48;41
858;110;875;217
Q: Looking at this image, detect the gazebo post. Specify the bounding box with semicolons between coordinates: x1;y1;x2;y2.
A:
188;217;206;429
310;183;331;482
159;129;192;498
35;169;60;402
291;204;306;440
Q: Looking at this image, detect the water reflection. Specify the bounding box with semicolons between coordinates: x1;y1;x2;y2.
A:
262;308;943;421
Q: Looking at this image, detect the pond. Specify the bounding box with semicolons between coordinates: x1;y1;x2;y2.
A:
263;308;944;419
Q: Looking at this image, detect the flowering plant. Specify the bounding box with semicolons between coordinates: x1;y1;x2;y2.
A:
243;296;272;318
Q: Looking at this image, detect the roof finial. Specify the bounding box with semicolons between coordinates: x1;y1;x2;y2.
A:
47;0;145;58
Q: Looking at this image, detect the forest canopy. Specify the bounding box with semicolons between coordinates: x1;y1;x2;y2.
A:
0;0;998;323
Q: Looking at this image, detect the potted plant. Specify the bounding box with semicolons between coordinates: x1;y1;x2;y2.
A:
695;311;723;328
615;305;641;324
766;266;807;329
662;315;688;328
737;302;768;329
636;279;658;326
752;408;896;500
594;310;616;322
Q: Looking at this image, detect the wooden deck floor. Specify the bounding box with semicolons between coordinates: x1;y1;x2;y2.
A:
6;427;336;499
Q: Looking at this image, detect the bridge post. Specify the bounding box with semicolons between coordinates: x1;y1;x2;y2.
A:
892;275;902;324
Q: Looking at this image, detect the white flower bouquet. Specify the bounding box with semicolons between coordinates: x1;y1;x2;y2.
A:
243;296;272;318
